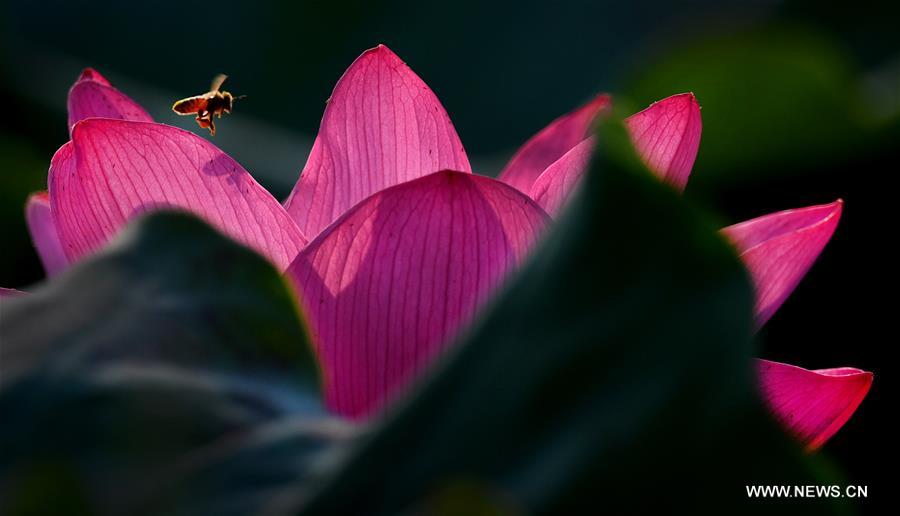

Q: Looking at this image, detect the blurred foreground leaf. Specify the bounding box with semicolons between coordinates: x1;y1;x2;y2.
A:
292;119;845;514
626;28;895;192
0;212;349;516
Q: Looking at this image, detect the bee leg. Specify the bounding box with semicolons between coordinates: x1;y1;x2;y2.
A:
193;111;215;135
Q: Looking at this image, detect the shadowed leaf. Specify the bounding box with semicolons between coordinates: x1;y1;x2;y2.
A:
0;212;344;516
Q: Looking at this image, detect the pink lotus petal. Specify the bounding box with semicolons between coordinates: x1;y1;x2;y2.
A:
284;45;471;239
722;201;842;326
0;287;23;297
78;68;111;85
529;137;595;216
623;93;701;191
513;94;698;216
287;171;548;419
50;119;307;270
25;191;69;277
757;359;872;451
67;68;153;133
498;94;610;194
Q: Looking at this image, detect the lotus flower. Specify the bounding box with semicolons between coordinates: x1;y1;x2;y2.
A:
11;45;870;451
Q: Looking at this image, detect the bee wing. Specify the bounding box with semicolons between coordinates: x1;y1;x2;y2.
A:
210;74;228;93
172;96;208;115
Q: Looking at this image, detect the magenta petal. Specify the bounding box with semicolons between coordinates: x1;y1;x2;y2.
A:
284;45;471;239
50;119;307;270
67;68;153;133
76;68;111;86
522;93;700;214
25;191;69;277
0;287;23;297
529;137;595;216
287;171;549;419
757;359;872;451
721;201;842;326
498;94;610;194
623;93;701;191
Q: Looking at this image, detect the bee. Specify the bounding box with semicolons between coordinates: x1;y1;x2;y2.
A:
172;74;244;136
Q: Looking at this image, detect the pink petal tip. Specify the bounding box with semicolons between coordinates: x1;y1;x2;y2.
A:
0;287;24;298
757;358;872;451
25;191;69;277
284;45;471;239
499;94;611;194
67;67;152;133
76;67;112;86
722;200;842;327
518;93;699;218
624;93;701;191
529;137;595;217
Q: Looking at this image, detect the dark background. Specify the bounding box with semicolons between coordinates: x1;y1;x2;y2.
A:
1;0;896;509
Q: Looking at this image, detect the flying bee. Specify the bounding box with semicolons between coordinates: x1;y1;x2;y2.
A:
172;74;244;136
